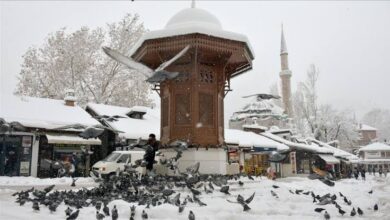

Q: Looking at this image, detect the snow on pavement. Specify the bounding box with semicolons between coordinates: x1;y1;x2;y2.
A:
0;175;389;220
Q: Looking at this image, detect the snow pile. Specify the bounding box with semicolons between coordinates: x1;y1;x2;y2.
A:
1;95;100;130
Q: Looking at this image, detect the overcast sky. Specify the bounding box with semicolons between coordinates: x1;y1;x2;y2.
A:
1;1;390;122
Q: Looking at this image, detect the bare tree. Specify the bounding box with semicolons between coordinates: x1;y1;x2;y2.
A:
16;13;152;108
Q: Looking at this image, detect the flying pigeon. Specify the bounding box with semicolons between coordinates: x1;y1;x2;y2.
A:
102;45;190;84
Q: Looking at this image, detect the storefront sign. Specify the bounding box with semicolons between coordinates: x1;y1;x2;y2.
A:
19;161;30;176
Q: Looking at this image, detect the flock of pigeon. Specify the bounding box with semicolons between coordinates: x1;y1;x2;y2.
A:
11;162;381;220
12;162;259;220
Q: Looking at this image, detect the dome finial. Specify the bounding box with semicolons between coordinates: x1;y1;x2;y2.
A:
191;0;196;8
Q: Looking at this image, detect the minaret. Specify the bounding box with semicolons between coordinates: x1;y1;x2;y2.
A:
279;25;293;117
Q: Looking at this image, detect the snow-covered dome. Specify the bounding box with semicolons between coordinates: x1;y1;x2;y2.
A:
165;8;222;30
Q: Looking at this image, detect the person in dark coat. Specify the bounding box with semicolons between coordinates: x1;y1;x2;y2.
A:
353;168;359;180
144;134;159;173
360;168;366;181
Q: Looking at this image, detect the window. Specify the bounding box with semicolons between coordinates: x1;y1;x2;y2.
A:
117;154;130;163
175;93;191;125
199;66;214;83
103;153;121;162
381;152;386;158
386;152;390;158
199;93;214;126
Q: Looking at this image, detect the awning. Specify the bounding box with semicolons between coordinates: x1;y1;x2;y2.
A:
46;134;101;145
318;154;340;164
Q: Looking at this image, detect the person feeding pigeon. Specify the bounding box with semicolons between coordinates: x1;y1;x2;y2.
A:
144;134;159;174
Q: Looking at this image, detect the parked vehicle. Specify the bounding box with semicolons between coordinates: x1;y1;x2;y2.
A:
91;149;147;178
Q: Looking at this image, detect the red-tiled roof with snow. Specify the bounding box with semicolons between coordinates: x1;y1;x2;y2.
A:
0;95;100;130
358;124;377;131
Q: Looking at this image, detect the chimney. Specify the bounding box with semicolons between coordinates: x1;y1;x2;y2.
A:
64;89;76;107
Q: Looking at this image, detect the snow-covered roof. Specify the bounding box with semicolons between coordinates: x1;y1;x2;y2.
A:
242;124;268;130
230;97;286;121
307;138;359;162
260;132;332;154
225;129;289;151
0;95;100;130
86;103;160;140
359;142;390;152
358;124;377;131
129;6;254;58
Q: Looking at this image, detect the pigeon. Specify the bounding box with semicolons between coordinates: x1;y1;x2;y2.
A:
111;205;118;220
350;207;356;216
96;211;105;220
324;211;330;220
96;202;102;210
32;201;40;211
67;209;80;220
338;208;346;216
314;208;326;213
368;190;373;194
49;202;58;212
71;178;77;187
374;204;378;211
357;207;363;215
188;210;195;220
103;203;110;216
79;126;105;139
102;45;190;84
248;175;254;180
238;181;244;186
295;189;303;194
142;210;148;219
272;185;280;189
65;207;73;216
270;190;279;198
220;186;230;195
339;192;344;197
209;182;215;190
179;205;185;213
43;184;55;193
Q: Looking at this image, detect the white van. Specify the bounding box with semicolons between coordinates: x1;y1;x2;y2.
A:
91;149;146;177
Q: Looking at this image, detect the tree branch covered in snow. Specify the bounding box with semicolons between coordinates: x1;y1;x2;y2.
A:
15;13;152;108
293;64;359;150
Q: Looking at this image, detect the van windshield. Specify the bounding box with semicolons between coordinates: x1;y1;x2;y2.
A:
103;152;121;162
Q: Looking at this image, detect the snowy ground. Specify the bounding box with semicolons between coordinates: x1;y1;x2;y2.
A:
0;175;389;220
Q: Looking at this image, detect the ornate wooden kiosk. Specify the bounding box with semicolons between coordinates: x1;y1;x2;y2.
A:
130;5;254;173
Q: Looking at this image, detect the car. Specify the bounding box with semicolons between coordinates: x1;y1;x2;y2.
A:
91;149;147;178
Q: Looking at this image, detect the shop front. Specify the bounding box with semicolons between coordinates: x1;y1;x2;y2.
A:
0;133;34;176
242;147;278;176
38;134;101;178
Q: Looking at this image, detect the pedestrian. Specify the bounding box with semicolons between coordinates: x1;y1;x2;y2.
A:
70;152;79;177
385;168;388;177
379;167;383;177
373;167;376;176
354;168;359;180
360;169;366;181
143;133;159;175
368;167;372;175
